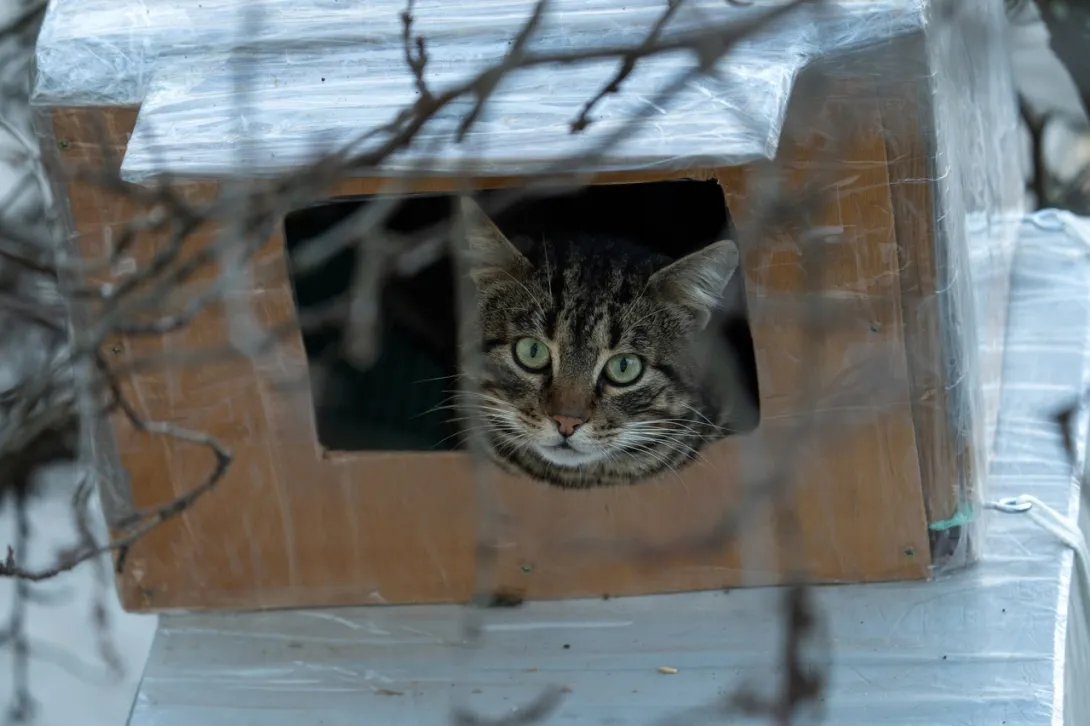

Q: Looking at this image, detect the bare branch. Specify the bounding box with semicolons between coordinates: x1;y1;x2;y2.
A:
401;0;434;103
570;0;688;132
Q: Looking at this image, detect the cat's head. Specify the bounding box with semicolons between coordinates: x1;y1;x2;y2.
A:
457;196;740;488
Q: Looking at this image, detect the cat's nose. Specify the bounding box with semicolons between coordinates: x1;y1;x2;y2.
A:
552;415;584;438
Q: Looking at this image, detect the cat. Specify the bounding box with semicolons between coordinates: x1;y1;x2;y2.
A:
456;196;758;489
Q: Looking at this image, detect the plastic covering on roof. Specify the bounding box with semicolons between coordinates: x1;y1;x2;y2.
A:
34;0;926;178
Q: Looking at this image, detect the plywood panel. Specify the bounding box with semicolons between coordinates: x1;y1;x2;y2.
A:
51;91;932;612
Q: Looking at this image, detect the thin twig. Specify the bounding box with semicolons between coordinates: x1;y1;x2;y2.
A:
570;0;689;132
401;0;433;103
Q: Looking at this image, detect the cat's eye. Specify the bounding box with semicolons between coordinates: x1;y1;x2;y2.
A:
513;337;551;371
604;353;643;386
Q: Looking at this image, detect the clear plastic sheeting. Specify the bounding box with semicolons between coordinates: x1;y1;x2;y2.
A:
32;0;823;106
30;0;931;178
125;211;1090;726
121;49;798;177
919;0;1023;570
31;0;1025;585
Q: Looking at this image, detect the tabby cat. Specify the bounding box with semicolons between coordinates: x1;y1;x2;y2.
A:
457;196;757;489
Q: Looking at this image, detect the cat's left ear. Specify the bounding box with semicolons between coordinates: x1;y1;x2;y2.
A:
457;196;532;286
648;240;740;329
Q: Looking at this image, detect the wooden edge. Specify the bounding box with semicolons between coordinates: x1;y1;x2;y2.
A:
38;107;139;528
873;41;975;568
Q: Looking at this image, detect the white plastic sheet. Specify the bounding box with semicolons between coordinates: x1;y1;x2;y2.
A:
33;0;927;177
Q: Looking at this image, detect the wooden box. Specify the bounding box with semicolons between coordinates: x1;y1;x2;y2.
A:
32;1;1022;611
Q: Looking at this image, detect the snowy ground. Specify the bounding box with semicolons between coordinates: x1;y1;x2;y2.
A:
0;477;157;726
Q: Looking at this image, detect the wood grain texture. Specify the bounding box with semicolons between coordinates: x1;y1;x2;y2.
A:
50;91;933;612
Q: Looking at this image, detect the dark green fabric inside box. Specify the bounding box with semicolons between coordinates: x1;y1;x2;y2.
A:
315;326;458;452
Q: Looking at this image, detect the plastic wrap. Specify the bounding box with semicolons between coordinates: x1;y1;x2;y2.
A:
31;0;1022;606
32;0;929;178
922;0;1024;567
126;213;1090;725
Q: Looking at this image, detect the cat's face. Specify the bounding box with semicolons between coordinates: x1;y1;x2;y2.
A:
457;197;740;488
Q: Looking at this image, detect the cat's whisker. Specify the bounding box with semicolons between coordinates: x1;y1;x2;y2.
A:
463;403;518;415
642;422;724;447
617;430;706;467
446;406;511;418
542;240;555;300
492;432;536;456
415;392;480;417
442;420;535;454
412;373;466;385
622;306;668;331
495;268;549;323
632;428;704;451
680;403;728;433
622;437;697;465
619;281;651;326
457;389;518;403
446;390;531;418
442;416;508;431
616;440;688;489
422;394;518;418
620;425;698;445
647;413;718;433
657;440;706;467
634;429;713;452
628;419;706;437
414;403;463;418
433;425;492;450
437;405;514;422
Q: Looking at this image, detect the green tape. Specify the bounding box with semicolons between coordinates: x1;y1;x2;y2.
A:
928;505;975;531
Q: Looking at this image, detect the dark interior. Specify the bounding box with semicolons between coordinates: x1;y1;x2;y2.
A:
283;179;759;452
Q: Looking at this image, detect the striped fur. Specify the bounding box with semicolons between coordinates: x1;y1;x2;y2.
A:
457;197;754;488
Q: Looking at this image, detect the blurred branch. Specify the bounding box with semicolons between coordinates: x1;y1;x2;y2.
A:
401;0;434;103
0;0;860;723
570;0;687;132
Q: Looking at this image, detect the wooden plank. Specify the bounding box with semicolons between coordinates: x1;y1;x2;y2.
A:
50;98;931;611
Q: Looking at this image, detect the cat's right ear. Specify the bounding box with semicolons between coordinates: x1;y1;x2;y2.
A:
647;239;740;329
458;196;531;286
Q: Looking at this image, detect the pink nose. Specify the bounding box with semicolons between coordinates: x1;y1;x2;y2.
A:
552;415;584;437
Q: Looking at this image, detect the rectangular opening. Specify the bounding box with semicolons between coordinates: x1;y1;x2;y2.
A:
283;179;759;453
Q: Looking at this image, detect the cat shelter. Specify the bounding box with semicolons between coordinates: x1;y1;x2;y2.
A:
31;0;1022;612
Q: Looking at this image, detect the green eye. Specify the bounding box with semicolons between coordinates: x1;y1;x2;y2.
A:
513;337;551;371
604;353;643;385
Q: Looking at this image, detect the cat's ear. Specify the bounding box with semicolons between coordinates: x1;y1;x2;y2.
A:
648;240;740;328
458;196;531;285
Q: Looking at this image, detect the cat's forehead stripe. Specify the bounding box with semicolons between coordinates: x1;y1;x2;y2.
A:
556;262;630;357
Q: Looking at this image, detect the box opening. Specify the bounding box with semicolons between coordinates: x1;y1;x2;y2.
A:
283;179;759;453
